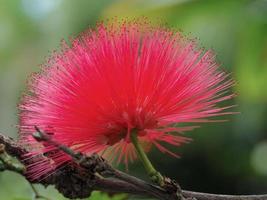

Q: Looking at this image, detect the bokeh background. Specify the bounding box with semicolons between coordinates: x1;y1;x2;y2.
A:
0;0;267;199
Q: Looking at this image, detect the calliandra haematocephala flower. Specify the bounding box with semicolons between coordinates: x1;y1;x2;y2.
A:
18;20;235;180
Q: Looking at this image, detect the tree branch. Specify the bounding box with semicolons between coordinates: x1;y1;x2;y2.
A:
0;144;25;173
33;128;180;200
0;131;266;200
182;190;267;200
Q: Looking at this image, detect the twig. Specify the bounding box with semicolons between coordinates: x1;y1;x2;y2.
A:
182;190;267;200
33;127;82;160
0;134;27;159
33;127;180;200
0;144;25;173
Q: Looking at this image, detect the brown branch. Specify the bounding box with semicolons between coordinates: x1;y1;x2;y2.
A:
0;144;25;173
182;190;267;200
0;131;267;200
0;134;27;159
33;128;180;200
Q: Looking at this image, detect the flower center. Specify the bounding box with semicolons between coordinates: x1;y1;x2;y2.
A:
105;131;127;145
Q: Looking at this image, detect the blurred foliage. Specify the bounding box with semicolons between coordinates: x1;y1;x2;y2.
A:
0;0;267;199
89;192;127;200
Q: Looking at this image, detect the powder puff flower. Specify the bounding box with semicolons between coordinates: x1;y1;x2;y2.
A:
18;20;234;179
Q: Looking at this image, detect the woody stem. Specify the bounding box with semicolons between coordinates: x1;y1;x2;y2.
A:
130;130;164;186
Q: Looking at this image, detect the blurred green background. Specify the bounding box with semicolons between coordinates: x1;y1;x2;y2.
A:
0;0;267;199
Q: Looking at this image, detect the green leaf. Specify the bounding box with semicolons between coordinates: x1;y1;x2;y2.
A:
89;191;128;200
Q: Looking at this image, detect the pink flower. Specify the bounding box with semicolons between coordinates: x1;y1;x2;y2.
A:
18;20;234;179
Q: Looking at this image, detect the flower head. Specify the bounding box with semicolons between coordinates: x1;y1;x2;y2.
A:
19;20;234;179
